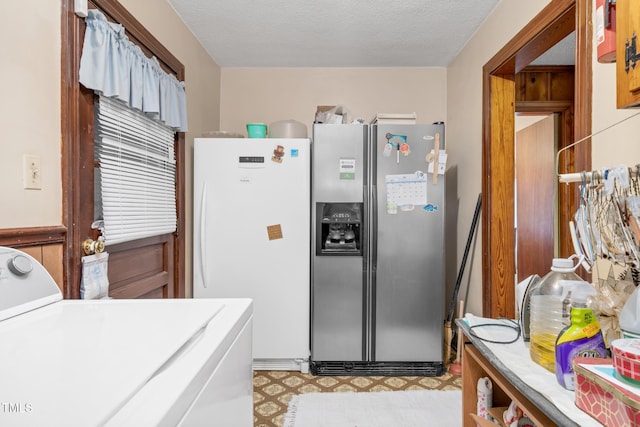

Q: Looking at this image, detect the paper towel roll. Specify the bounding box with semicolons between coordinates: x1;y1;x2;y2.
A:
476;377;493;422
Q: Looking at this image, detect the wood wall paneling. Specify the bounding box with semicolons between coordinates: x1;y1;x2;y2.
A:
550;70;574;101
0;226;66;293
41;244;65;292
516;66;574;102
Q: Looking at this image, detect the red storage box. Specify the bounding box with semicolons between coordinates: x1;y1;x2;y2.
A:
612;339;640;382
574;357;640;426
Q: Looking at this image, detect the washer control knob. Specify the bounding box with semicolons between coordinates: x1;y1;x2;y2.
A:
8;255;33;276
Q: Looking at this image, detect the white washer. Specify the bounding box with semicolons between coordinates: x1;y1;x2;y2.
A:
0;247;253;426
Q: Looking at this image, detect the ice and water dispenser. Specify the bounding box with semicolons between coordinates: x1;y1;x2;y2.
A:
316;203;362;255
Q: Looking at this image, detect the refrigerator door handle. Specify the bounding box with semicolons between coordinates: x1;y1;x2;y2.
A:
198;182;208;288
362;184;369;361
370;185;377;266
368;184;378;361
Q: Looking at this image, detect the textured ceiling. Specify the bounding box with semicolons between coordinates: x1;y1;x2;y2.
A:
166;0;503;67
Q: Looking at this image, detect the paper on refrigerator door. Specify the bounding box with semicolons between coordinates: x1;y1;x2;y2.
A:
339;158;356;180
427;149;447;175
385;172;427;214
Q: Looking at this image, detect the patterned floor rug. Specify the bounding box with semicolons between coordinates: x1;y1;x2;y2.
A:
282;389;462;427
254;371;461;427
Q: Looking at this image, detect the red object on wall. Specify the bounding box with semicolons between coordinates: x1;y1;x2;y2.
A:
596;0;617;63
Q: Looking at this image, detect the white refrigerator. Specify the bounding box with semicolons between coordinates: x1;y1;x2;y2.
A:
193;138;310;372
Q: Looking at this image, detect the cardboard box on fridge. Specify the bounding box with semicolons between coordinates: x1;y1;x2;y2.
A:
315;105;347;124
574;357;640;426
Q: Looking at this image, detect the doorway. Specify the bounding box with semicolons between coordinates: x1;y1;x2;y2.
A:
482;0;592;318
514;61;575;283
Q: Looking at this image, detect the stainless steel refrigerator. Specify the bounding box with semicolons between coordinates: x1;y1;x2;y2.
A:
310;123;446;376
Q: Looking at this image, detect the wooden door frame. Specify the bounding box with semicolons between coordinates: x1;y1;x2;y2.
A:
61;0;186;298
482;0;591;317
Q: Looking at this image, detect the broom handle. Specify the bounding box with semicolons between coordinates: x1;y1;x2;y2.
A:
446;193;482;323
455;300;465;363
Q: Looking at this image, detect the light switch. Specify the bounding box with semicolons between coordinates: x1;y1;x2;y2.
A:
23;155;41;190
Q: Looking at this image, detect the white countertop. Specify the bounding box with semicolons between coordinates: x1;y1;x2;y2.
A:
462;314;602;427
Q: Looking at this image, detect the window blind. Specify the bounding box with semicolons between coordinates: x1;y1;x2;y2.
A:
95;95;177;246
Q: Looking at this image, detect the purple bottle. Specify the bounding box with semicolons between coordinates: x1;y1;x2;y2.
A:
555;295;607;390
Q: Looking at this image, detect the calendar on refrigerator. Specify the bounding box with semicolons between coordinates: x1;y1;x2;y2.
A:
385;171;428;208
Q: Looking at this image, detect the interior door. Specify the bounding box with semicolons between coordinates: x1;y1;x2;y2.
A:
515;114;557;282
64;0;185;299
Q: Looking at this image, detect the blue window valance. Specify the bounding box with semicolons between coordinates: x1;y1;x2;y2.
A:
79;9;188;132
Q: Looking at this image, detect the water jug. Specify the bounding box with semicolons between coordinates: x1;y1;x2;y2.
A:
528;255;586;373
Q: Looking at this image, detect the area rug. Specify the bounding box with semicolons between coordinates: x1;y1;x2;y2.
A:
282;389;461;427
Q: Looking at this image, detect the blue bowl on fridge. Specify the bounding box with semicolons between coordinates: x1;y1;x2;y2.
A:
246;123;267;138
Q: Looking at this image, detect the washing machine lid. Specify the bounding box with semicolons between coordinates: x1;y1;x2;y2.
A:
0;298;225;426
0;246;62;322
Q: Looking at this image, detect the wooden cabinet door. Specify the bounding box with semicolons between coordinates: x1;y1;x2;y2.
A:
616;0;640;108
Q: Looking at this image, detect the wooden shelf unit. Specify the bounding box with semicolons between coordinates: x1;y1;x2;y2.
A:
462;344;556;427
456;317;590;427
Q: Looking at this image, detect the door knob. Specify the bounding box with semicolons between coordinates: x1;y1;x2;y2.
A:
83;238;105;255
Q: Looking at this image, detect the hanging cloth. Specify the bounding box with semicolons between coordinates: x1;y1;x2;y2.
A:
78;9;188;132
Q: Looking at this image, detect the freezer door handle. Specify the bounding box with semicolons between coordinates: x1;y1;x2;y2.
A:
370;185;377;270
198;182;208;288
367;184;378;360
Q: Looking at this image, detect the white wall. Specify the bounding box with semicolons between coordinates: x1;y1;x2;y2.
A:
590;30;640;167
219;66;449;305
447;0;552;315
0;0;62;227
123;0;222;137
220;68;447;135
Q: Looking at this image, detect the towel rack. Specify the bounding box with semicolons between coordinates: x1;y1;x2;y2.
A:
555;110;640;182
558;166;640;183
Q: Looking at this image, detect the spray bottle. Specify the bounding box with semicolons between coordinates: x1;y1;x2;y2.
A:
554;288;607;390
